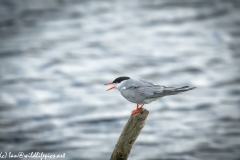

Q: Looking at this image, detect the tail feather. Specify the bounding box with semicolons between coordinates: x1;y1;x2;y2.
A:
162;86;196;96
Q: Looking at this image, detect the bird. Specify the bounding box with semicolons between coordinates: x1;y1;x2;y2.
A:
105;76;196;115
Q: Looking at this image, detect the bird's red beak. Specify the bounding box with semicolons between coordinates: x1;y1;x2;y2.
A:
104;82;116;91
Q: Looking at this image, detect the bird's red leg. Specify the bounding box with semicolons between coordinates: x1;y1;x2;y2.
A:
131;104;139;115
139;104;144;108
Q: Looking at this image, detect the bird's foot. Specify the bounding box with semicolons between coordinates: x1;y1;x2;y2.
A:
131;104;139;114
131;104;145;115
131;108;139;115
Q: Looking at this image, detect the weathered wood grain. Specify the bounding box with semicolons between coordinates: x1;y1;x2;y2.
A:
110;108;149;160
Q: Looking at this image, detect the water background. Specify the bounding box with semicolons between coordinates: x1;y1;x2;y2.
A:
0;0;240;160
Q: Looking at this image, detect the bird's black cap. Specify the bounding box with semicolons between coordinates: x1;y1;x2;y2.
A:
113;76;130;83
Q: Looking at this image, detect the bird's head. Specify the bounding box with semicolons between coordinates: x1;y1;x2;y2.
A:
104;76;130;91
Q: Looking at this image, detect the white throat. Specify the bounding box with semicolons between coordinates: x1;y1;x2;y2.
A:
116;80;127;90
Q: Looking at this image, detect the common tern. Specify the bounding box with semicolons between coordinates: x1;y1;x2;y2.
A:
105;76;196;114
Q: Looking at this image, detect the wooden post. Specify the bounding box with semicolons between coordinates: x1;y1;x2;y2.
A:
110;108;149;160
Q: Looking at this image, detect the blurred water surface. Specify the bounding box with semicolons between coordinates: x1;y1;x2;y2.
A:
0;0;240;160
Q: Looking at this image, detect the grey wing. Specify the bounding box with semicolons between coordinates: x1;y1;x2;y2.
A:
137;85;196;99
137;79;164;97
120;80;164;103
137;85;164;98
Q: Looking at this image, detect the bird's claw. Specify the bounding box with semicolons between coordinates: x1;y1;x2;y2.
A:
131;104;145;115
131;109;139;115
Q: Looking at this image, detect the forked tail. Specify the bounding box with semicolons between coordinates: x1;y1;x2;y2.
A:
162;86;196;96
